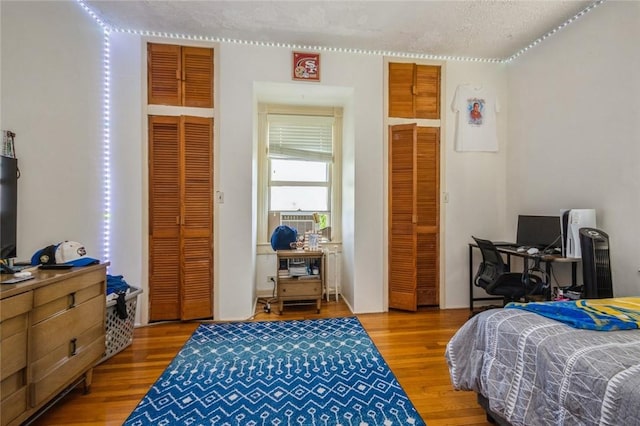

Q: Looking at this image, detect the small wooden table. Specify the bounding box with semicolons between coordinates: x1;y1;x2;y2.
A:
276;250;324;314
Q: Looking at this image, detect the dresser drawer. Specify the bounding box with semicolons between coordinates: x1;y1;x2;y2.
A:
31;294;105;361
31;323;104;384
31;280;103;325
1;385;27;426
1;296;30;381
278;281;322;298
32;269;105;311
1;325;28;381
30;336;104;407
0;292;32;322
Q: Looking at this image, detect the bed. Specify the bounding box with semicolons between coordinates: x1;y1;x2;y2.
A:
445;298;640;426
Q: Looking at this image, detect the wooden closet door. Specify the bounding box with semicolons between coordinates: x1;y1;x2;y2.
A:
389;125;440;310
148;44;182;106
149;116;181;320
182;47;214;108
388;124;417;311
414;66;440;119
148;43;213;108
388;63;415;119
416;127;440;305
149;115;214;321
388;63;440;119
180;116;213;320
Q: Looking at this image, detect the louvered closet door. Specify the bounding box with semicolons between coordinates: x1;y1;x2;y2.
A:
389;125;440;310
148;43;213;108
148;44;181;106
149;116;181;320
416;127;440;305
149;116;214;321
180;116;213;320
388;124;417;311
388;63;441;119
388;63;415;119
414;66;440;119
182;47;213;108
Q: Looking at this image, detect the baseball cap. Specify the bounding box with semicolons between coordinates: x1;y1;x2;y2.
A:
55;241;100;266
31;244;59;265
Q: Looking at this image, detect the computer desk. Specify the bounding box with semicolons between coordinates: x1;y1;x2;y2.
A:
468;243;580;312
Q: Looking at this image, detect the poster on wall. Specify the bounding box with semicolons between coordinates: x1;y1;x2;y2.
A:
292;52;320;81
451;84;499;152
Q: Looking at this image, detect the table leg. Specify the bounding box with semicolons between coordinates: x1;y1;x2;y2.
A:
469;245;474;311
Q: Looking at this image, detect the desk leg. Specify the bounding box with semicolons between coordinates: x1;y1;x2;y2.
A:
572;263;577;286
469;245;474;311
545;262;553;300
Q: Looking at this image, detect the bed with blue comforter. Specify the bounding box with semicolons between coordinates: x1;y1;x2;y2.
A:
445;297;640;426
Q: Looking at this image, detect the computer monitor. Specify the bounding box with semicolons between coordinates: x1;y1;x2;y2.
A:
1;155;18;261
516;215;562;249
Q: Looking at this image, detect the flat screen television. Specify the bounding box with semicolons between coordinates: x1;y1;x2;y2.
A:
516;215;562;250
0;155;18;260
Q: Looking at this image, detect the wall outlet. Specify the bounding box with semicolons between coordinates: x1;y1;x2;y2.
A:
267;276;276;284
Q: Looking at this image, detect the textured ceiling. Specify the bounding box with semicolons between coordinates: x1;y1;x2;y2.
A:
84;0;598;60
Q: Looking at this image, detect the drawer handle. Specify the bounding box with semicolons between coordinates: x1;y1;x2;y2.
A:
69;292;76;309
70;338;78;356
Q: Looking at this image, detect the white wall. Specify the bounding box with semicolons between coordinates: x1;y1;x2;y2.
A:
109;33;145;323
218;44;386;316
506;1;640;295
441;62;510;308
0;1;103;261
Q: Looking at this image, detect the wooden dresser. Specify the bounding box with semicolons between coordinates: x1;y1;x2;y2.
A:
0;264;107;426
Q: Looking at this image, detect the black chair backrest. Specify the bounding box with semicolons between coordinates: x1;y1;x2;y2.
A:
472;236;509;288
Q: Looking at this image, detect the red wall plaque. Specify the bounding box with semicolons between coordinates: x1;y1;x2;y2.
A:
292;52;320;81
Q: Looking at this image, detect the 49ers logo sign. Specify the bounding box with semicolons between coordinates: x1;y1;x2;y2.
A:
292;52;320;82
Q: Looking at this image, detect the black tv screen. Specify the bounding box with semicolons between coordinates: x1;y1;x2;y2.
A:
0;155;18;259
516;215;562;249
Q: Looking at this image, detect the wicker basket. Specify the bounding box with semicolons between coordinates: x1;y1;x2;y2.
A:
101;287;142;363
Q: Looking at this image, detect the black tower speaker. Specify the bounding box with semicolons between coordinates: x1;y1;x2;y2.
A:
579;228;613;299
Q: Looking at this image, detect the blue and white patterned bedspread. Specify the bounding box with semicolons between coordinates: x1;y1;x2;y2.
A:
445;308;640;426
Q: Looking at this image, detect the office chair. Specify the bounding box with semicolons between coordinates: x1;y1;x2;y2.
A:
472;236;543;306
579;228;613;299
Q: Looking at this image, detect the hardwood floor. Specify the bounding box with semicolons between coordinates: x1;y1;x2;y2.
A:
30;300;491;425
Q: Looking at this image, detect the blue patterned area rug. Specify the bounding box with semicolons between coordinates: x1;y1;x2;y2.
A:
125;317;425;425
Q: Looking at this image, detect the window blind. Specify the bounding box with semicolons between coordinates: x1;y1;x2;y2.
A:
268;114;333;162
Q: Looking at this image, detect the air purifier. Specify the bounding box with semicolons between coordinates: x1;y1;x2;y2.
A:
579;228;613;299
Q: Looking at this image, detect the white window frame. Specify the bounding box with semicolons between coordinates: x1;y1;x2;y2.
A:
258;104;342;246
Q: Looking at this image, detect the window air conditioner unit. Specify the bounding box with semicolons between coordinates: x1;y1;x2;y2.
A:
280;213;315;234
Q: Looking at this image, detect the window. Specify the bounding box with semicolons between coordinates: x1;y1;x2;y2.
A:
258;105;342;245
